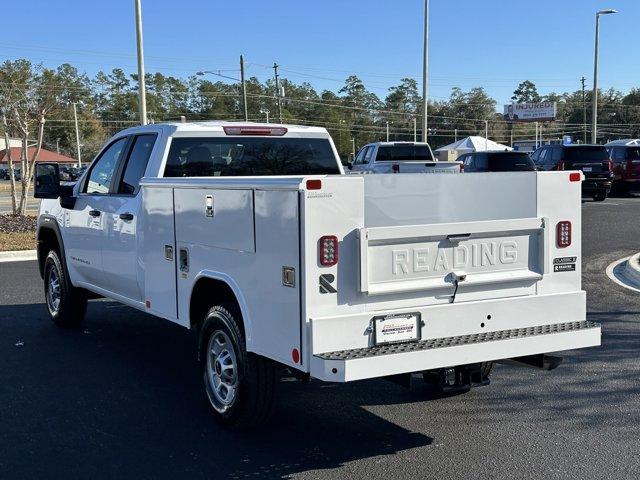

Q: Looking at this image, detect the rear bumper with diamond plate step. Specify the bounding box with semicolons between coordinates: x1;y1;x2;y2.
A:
310;320;600;382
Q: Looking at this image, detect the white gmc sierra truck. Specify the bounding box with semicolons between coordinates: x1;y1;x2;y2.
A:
347;141;461;174
34;121;600;428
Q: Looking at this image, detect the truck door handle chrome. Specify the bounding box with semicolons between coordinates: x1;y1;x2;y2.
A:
119;212;134;221
88;210;101;217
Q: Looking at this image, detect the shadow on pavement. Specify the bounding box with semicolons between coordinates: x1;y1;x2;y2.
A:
0;301;431;479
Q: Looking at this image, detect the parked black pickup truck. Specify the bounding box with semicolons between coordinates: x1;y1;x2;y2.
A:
531;145;614;201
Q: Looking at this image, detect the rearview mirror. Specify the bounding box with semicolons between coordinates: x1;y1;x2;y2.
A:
34;163;61;199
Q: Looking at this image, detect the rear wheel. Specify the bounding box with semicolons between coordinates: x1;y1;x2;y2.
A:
593;191;607;202
200;305;278;429
43;250;87;327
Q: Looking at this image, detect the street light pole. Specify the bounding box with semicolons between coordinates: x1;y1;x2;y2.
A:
413;117;417;142
386;121;390;142
421;0;429;142
134;0;147;125
592;9;618;144
240;55;248;121
72;102;82;167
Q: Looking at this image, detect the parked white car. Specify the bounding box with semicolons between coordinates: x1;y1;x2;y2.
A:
348;141;461;174
34;122;599;428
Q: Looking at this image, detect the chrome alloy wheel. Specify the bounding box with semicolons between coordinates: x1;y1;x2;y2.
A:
46;266;61;315
205;330;239;412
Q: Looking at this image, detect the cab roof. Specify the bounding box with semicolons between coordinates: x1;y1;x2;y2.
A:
117;121;330;137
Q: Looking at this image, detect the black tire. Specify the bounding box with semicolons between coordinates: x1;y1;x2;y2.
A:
43;250;87;327
200;305;278;429
480;361;494;379
593;191;607;202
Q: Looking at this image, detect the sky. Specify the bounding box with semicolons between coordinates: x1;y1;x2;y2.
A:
1;0;637;107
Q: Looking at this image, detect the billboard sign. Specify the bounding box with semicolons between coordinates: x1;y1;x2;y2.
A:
503;102;556;122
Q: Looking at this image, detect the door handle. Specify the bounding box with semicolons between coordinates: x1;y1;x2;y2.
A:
119;212;134;221
88;210;101;217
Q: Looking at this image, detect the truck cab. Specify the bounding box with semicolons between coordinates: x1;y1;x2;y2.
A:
348;141;460;174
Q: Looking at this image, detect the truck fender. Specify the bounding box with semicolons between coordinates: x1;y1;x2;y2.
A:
36;214;67;279
190;270;254;348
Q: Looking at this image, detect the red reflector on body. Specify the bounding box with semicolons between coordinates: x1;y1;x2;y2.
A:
569;172;581;182
319;235;339;266
306;179;322;190
556;221;572;248
291;348;300;364
223;126;287;136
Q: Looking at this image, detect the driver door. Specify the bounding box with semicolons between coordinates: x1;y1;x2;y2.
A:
63;137;130;288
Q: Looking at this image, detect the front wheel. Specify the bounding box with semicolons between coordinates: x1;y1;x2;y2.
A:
43;250;87;327
200;305;278;429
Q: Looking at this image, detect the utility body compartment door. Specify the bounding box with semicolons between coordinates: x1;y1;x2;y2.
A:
142;186;178;320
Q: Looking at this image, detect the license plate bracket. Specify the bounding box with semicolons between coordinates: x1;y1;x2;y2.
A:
372;312;422;346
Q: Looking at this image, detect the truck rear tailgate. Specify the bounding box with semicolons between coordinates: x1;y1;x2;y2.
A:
359;217;545;296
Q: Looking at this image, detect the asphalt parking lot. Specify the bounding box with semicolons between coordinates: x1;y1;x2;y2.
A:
1;197;639;479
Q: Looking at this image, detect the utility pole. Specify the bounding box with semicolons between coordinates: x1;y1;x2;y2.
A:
485;120;488;150
386;121;390;142
240;55;248;121
56;138;60;155
134;0;147;125
421;0;430;142
592;9;618;144
581;76;587;143
454;128;458;142
72;102;82;167
413;117;417;142
273;63;283;123
351;137;356;158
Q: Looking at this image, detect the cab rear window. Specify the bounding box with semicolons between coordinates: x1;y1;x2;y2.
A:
376;145;433;161
563;146;608;162
164;137;340;177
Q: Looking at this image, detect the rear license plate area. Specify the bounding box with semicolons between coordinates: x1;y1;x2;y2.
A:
373;312;421;346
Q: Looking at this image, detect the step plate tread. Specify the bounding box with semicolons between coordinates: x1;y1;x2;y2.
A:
315;321;599;361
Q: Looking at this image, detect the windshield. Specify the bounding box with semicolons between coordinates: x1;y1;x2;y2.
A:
563;146;608;163
485;153;536;171
164;137;340;177
376;145;433;161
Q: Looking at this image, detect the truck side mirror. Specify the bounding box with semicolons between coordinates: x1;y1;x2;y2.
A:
34;163;61;199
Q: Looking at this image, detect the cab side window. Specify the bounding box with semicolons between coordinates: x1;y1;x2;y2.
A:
117;134;157;195
364;146;374;163
85;137;128;194
353;147;368;165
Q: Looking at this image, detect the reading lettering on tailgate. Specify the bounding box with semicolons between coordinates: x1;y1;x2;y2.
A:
391;241;518;275
367;234;538;285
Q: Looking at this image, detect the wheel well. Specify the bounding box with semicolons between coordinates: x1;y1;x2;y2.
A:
37;227;60;278
189;277;244;335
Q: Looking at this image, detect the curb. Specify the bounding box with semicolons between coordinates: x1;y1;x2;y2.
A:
606;254;640;293
623;252;640;285
0;250;37;263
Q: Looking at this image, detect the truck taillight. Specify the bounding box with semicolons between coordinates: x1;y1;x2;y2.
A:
223;126;287;136
319;235;339;266
556;221;571;248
